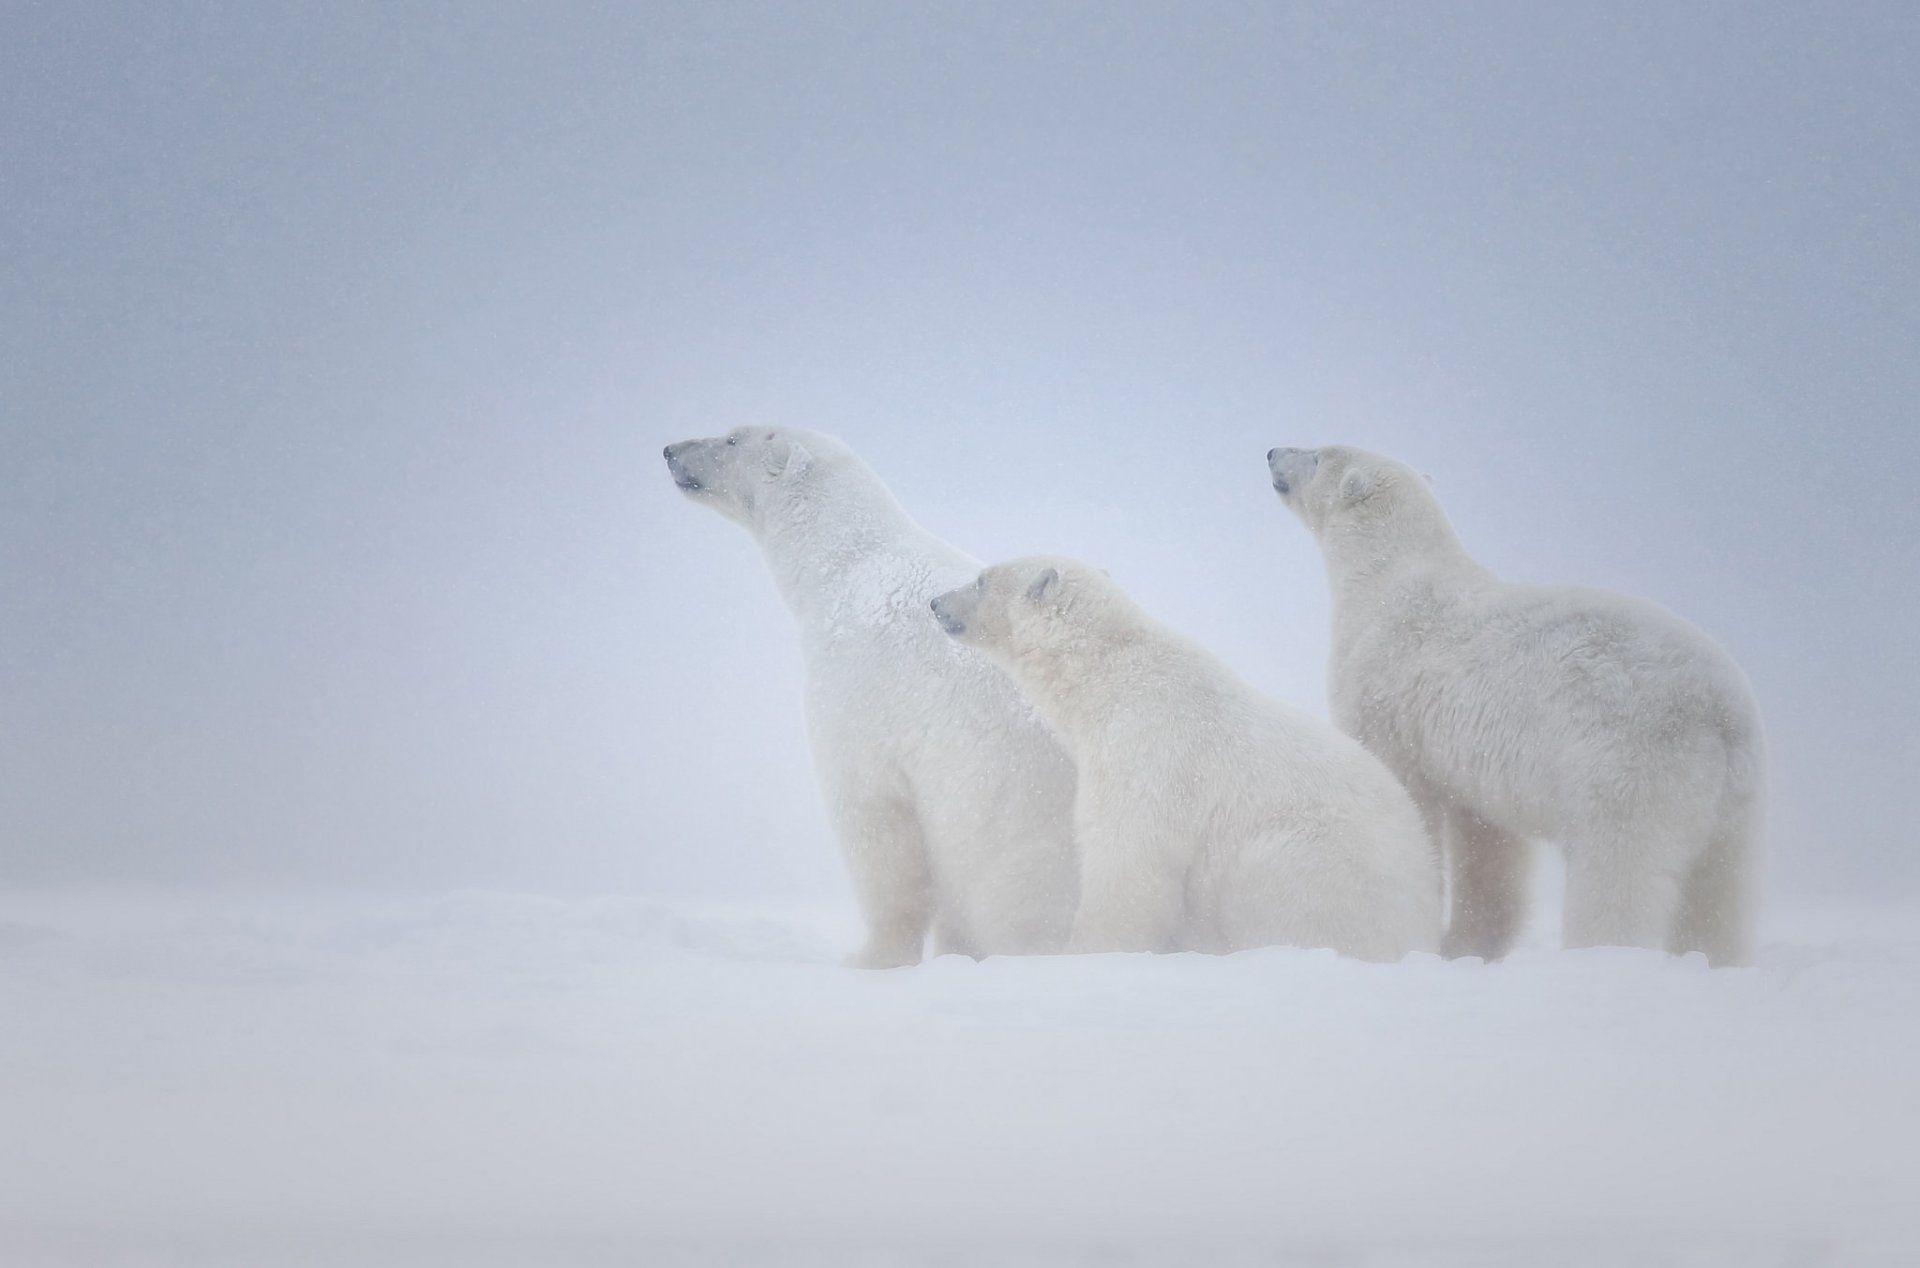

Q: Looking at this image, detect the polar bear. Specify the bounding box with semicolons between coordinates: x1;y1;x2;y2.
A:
930;558;1441;961
1267;445;1765;966
664;427;1077;967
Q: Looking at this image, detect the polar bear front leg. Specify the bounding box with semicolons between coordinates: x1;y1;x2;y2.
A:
1439;806;1532;961
827;788;935;969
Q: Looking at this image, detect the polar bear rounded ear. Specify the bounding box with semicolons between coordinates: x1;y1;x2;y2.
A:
763;435;813;481
1338;466;1376;502
1025;567;1059;604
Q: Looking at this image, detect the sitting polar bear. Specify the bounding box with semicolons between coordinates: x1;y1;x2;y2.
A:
1268;445;1765;966
931;558;1441;962
664;427;1077;967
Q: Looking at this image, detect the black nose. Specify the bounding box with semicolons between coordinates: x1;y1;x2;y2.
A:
663;444;678;460
1267;448;1279;463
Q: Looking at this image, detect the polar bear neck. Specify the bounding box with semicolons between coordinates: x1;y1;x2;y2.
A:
1317;492;1489;623
1000;601;1223;744
755;461;964;636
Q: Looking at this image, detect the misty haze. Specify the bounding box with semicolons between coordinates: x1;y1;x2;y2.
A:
3;4;1917;1266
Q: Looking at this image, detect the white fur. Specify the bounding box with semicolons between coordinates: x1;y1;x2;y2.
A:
665;427;1078;967
932;558;1441;962
1269;445;1765;965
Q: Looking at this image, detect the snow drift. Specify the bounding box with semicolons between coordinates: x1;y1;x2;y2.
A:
0;891;1915;1267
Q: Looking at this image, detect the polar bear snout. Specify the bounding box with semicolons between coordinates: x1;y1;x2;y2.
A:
1268;447;1319;496
930;590;969;636
663;440;706;492
932;580;991;638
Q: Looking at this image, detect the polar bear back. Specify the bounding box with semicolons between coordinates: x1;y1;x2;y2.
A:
1333;570;1762;844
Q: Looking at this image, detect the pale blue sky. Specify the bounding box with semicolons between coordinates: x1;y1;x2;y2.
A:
3;2;1916;898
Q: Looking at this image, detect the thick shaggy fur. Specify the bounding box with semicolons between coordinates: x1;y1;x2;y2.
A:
932;558;1441;962
665;427;1078;967
1269;445;1765;965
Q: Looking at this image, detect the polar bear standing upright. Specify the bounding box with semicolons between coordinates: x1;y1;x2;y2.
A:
931;558;1440;961
1268;445;1765;966
664;427;1078;967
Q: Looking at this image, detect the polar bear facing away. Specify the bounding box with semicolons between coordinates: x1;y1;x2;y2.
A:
1268;445;1765;965
664;427;1078;967
931;558;1441;962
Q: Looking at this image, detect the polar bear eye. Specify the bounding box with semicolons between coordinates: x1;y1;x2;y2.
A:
726;436;739;447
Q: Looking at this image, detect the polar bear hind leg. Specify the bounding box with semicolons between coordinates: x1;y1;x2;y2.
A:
1559;825;1688;955
1066;821;1187;954
1668;805;1759;967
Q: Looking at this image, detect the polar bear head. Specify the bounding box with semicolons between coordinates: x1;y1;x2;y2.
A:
663;426;825;532
1268;445;1450;560
931;556;1114;666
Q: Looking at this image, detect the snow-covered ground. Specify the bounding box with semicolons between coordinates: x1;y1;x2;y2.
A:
1;888;1916;1268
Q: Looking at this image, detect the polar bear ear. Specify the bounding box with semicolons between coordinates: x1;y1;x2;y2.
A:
1025;567;1059;604
1339;466;1376;501
763;435;813;481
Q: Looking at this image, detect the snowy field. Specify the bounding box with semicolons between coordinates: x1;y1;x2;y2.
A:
2;888;1916;1268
